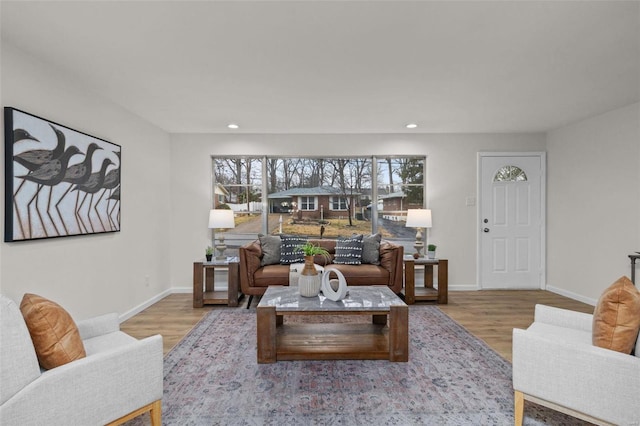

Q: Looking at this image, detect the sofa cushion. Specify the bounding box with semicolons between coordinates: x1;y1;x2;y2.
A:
360;233;381;265
280;235;307;264
254;264;292;287
259;235;281;266
309;239;336;265
334;234;364;265
1;295;41;405
82;331;137;356
325;264;390;285
20;293;87;369
592;276;640;354
527;322;592;347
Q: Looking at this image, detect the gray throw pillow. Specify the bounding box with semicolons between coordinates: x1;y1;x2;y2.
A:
334;234;364;265
279;235;307;264
259;235;281;266
359;233;381;265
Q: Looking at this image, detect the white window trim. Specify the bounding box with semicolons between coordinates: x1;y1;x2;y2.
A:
299;196;317;211
329;196;348;211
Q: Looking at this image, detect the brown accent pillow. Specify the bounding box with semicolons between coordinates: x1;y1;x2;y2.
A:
20;293;86;369
379;241;397;271
592;276;640;354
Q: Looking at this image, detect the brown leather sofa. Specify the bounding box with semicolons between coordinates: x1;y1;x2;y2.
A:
239;238;404;308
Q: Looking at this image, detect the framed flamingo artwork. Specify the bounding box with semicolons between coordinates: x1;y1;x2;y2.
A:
4;107;121;241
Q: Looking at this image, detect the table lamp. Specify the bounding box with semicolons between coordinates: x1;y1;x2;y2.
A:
208;209;235;260
405;209;432;258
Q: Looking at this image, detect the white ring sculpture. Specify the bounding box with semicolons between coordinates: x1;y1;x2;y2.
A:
321;269;348;301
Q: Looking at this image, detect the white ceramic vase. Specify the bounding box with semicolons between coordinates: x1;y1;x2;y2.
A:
298;273;322;297
298;255;322;297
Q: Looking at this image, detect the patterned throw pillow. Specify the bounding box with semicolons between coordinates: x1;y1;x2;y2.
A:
359;233;381;265
279;235;307;264
259;235;281;266
334;234;364;265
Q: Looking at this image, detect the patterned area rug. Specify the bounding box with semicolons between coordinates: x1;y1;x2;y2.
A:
128;306;583;425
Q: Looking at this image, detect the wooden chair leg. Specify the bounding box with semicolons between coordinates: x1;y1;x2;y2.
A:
514;390;524;426
150;399;162;426
106;400;162;426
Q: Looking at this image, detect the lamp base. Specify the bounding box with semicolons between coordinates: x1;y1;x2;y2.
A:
215;245;226;260
414;227;425;258
215;234;227;260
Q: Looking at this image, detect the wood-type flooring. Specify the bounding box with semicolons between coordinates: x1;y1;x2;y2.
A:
121;290;593;361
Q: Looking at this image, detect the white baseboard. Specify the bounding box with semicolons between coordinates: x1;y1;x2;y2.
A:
449;284;480;291
118;287;193;322
119;289;173;322
546;285;596;307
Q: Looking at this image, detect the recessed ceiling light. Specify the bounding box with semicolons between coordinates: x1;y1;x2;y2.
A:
406;123;418;129
227;123;239;129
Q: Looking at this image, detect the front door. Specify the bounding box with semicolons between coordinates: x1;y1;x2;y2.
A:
478;153;545;289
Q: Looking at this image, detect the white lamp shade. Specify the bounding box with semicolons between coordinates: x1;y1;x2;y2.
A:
405;209;432;228
208;209;235;229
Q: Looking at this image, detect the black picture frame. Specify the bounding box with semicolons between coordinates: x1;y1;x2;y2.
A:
4;107;121;242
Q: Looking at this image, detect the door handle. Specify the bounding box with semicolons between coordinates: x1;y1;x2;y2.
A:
483;228;490;233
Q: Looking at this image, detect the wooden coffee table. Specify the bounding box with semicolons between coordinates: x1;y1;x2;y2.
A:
256;286;408;363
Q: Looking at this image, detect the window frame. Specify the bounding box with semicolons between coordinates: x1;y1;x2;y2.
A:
299;196;317;211
211;155;427;241
330;196;348;211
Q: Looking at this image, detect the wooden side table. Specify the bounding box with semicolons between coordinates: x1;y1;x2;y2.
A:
402;255;448;304
193;258;242;307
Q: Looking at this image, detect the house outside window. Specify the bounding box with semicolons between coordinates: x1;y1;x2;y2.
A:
212;155;425;243
300;196;316;211
330;196;348;211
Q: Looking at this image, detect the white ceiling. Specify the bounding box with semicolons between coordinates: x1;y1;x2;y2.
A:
2;1;639;134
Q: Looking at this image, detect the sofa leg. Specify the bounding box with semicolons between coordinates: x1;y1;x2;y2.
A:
514;390;524;426
246;295;253;309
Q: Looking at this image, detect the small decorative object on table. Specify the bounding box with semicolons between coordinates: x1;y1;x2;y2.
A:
321;269;348;301
427;244;437;259
295;242;330;297
205;246;213;262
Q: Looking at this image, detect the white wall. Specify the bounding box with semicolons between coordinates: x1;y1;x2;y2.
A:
0;42;172;319
547;102;640;303
6;42;633;314
169;133;546;290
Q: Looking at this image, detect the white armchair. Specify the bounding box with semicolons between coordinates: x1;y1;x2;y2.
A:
512;304;640;426
0;295;163;426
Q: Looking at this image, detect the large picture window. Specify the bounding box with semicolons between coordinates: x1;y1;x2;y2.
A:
212;156;425;249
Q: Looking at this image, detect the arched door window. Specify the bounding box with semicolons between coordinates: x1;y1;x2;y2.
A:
493;165;527;182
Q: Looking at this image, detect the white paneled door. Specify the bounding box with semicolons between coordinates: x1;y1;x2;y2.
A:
479;153;545;289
